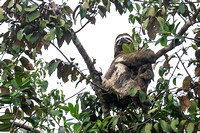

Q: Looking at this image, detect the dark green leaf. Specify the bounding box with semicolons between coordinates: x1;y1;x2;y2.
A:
48;60;60;76
26;10;40;22
68;102;74;115
160;35;167;46
197;12;200;22
24;25;33;35
135;3;141;11
0;124;11;131
74;122;81;131
0;114;13;122
192;44;198;50
178;3;186;14
188;101;197;114
129;87;138;97
139;90;146;103
30;32;40;43
173;78;176;85
74;102;79;117
80;6;87;19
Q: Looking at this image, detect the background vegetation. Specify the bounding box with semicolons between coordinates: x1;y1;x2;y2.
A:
0;0;199;132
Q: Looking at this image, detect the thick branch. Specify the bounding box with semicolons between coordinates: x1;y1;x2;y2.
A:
70;29;111;117
11;121;42;133
155;7;200;60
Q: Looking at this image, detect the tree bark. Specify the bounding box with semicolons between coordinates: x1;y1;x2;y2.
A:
70;30;111;118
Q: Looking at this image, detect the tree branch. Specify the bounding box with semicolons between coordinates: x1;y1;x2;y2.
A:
10;121;42;133
155;7;200;60
70;29;111;117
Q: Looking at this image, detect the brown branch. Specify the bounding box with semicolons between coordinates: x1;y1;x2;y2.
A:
10;121;42;133
70;29;111;117
155;7;200;60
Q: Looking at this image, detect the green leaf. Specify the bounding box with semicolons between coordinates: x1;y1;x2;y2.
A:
0;124;11;131
41;80;48;92
44;29;56;41
143;18;149;30
160;35;167;46
148;7;155;17
129;87;138;97
148;107;158;114
16;4;22;12
188;101;197;114
171;118;179;132
26;10;40;22
139;90;146;103
192;44;198;50
30;32;40;43
24;4;38;12
0;8;4;21
7;0;13;9
157;17;165;30
97;120;102;127
17;29;23;41
74;102;79;117
0;114;14;122
178;3;186;14
135;3;141;11
160;120;169;132
145;123;152;133
197;12;200;22
68;102;74;115
173;77;176;85
50;110;61;116
80;6;87;19
48;60;60;76
112;116;120;129
168;93;173;101
74;122;81;131
178;120;186;131
186;123;194;133
122;43;133;54
0;42;6;52
154;123;159;132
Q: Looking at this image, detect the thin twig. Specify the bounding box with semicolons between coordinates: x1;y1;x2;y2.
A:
75;20;90;33
175;52;194;83
127;111;159;131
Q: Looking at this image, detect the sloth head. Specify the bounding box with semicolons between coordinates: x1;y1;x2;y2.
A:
114;33;134;57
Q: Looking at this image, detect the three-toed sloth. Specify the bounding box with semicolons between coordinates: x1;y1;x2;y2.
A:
102;33;156;107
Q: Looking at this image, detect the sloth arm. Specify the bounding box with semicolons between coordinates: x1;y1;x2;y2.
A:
115;49;156;67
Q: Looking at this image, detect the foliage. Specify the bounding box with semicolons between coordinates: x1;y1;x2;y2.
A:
0;0;199;132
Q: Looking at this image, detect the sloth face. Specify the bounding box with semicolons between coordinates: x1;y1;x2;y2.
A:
114;33;133;57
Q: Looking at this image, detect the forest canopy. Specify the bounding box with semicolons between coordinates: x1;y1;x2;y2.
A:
0;0;199;132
